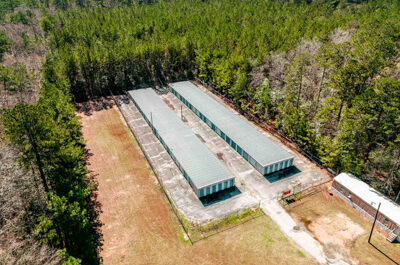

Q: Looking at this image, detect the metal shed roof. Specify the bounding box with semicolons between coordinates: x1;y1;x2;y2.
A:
169;81;294;167
334;173;400;225
128;88;234;189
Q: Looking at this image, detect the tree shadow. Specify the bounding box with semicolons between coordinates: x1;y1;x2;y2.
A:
83;146;104;260
75;97;115;116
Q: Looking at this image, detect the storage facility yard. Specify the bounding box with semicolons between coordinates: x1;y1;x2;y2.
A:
129;88;235;197
169;81;295;175
117;85;329;225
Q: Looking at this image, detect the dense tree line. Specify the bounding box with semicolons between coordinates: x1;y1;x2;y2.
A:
0;0;154;21
1;60;101;263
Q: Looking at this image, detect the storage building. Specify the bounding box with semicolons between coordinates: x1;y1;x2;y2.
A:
168;81;294;175
128;88;235;198
332;173;400;242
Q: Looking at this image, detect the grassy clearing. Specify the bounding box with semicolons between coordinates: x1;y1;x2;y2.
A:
285;186;400;265
79;105;318;265
185;207;264;242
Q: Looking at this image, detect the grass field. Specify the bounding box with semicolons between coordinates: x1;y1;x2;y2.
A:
78;104;318;265
286;186;400;265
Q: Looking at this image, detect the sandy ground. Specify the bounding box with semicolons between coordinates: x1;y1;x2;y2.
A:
310;213;364;264
78;104;318;265
287;188;400;265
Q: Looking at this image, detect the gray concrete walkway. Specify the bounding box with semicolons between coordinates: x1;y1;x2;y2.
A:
261;199;328;264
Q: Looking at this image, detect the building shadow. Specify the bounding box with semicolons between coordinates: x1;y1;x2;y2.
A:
200;186;241;207
369;242;399;265
264;166;301;183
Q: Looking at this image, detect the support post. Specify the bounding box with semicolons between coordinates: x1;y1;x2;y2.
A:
368;202;381;243
181;105;183;120
150;112;153;126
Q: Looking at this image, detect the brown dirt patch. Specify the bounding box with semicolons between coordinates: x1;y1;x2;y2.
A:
216;152;224;161
162;98;175;110
309;213;364;264
287;188;400;265
311;213;364;248
79;104;319;265
195;133;206;143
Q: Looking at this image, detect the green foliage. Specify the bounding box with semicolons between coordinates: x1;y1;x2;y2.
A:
0;30;11;61
279;106;315;150
57;249;82;265
50;0;356;100
1;103;55;192
35;193;98;264
9;9;34;24
1;66;100;263
254;78;272;118
0;62;33;93
40;11;56;34
21;32;32;48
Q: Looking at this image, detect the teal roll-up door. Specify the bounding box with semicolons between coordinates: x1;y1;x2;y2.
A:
200;189;204;197
237;145;242;155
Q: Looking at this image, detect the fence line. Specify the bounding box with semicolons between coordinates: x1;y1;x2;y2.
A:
189;203;263;243
279;178;332;206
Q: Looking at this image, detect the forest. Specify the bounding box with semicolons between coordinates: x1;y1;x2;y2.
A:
0;0;399;264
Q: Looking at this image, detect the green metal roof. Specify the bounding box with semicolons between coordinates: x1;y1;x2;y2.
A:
128;88;234;189
169;81;294;168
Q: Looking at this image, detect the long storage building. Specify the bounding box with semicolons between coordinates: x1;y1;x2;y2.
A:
168;81;294;176
128;88;235;198
332;173;400;242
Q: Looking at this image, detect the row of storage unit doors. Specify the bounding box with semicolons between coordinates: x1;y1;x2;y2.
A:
170;88;264;172
199;179;235;197
264;159;294;175
131;97;197;193
170;87;293;176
